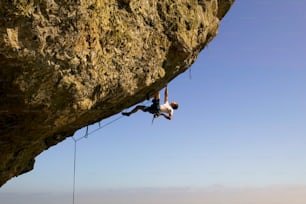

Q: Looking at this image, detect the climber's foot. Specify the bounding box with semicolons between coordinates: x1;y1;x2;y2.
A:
122;112;130;116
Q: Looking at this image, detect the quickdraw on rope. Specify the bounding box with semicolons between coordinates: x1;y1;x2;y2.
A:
151;113;160;125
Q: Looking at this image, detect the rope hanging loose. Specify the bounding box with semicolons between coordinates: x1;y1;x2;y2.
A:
72;137;77;204
71;111;159;204
71;114;124;204
70;100;152;204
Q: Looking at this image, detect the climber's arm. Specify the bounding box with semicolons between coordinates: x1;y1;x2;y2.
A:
164;85;168;103
160;113;172;120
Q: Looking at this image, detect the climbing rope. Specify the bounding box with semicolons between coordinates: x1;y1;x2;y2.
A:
72;137;77;204
70;100;152;204
71;114;124;204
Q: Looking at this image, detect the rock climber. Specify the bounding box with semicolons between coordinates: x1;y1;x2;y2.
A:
122;85;178;120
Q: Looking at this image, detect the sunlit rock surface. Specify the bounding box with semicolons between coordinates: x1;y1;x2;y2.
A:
0;0;234;186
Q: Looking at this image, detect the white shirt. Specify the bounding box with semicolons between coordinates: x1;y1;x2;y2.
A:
160;101;173;116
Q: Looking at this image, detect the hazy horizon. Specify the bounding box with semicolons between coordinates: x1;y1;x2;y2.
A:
2;185;306;204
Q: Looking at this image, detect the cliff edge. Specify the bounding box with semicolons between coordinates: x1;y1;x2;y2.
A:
0;0;234;186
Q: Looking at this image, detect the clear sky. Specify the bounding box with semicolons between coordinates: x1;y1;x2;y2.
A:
1;1;306;203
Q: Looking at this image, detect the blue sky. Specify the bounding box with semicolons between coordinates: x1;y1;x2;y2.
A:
1;1;306;203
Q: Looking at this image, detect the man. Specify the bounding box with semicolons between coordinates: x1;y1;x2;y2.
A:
122;85;178;120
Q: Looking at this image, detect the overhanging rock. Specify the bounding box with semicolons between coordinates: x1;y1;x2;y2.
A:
0;0;234;187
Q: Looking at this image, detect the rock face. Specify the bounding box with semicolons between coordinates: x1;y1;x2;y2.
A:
0;0;234;187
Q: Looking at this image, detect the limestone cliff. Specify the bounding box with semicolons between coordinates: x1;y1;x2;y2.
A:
0;0;234;187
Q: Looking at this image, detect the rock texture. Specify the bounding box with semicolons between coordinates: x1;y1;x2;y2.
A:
0;0;234;187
